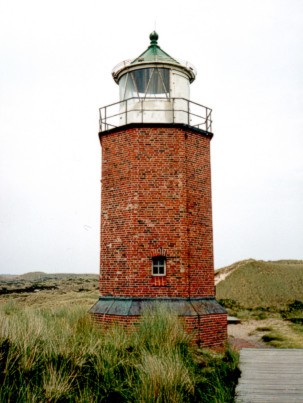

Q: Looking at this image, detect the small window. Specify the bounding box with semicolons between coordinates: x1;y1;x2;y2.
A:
152;256;166;276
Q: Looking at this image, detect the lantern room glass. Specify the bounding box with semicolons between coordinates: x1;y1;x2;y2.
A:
119;68;170;99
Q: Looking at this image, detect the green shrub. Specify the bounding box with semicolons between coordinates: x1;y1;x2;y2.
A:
261;332;286;347
256;326;273;332
218;299;241;310
281;300;303;322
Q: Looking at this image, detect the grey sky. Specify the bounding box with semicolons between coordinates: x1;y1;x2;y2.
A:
1;0;302;274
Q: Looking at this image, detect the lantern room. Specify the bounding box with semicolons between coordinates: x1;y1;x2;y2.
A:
99;32;212;131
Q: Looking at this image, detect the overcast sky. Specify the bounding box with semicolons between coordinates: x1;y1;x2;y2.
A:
1;0;302;275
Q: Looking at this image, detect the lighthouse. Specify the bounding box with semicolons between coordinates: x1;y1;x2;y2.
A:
90;32;227;348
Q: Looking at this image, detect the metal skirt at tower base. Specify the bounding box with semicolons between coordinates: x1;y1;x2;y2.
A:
89;297;227;348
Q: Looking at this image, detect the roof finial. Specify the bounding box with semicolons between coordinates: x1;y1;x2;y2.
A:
149;31;159;45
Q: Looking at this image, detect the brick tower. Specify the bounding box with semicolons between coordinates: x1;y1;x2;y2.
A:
90;32;227;348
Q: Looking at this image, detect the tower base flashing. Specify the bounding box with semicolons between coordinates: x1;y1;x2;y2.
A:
89;296;226;316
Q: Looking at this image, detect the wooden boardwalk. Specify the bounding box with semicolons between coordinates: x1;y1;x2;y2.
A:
236;348;303;402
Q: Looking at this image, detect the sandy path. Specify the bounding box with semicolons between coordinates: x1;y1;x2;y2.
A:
228;317;303;349
228;319;277;349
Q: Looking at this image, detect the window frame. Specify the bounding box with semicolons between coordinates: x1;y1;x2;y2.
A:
121;68;170;100
151;256;166;276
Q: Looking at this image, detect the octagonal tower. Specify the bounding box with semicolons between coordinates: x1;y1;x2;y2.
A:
90;32;227;348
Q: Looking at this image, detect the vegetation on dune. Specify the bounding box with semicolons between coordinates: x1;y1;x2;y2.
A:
216;259;303;310
216;259;303;348
0;298;239;402
0;273;99;309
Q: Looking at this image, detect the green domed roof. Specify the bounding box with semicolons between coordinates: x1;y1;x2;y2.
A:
131;31;180;65
112;32;196;84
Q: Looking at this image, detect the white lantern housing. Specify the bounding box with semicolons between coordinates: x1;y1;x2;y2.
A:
111;32;197;125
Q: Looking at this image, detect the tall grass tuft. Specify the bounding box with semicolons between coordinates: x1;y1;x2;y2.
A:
0;301;238;402
135;304;191;354
132;305;195;402
136;351;194;402
43;362;74;402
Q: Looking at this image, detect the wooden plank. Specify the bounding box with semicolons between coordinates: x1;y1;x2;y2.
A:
235;348;303;403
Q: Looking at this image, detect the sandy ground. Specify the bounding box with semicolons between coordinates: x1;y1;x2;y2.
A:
229;320;265;341
228;317;303;349
228;319;279;349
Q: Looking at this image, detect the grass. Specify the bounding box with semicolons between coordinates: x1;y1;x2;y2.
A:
216;259;303;310
0;296;239;402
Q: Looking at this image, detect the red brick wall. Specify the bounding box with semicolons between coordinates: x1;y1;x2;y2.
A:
182;315;227;348
90;313;139;328
199;314;228;348
99;125;215;298
186;132;215;297
91;312;227;349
